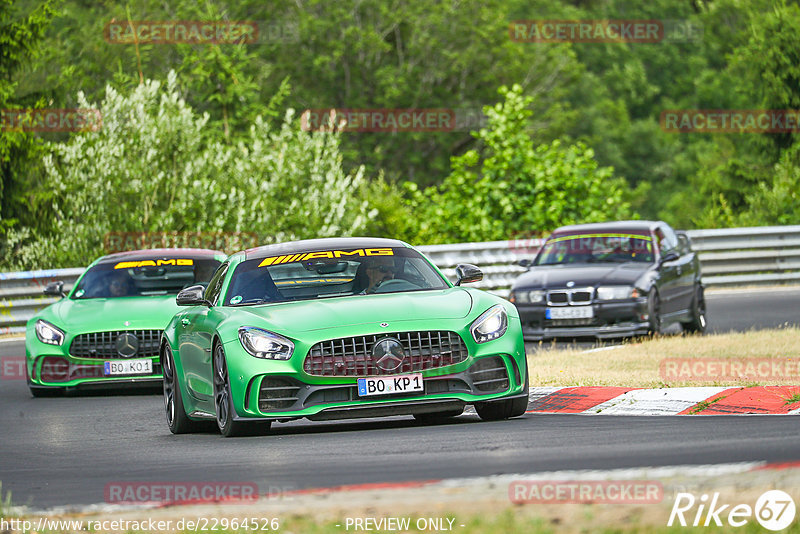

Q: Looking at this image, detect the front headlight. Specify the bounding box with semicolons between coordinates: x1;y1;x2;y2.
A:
596;286;639;300
238;327;294;360
35;319;65;346
513;289;545;304
470;305;508;343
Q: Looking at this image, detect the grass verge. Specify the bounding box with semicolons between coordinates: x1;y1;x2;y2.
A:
526;327;800;388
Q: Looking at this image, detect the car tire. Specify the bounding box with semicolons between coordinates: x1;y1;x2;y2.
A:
682;284;707;334
213;342;270;438
475;360;529;421
647;289;661;336
413;407;464;423
162;344;206;434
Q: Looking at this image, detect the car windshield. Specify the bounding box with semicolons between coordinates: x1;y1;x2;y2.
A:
224;247;449;306
535;233;655;265
72;257;222;298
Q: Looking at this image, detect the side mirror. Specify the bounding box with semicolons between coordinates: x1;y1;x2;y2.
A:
660;251;680;264
176;285;211;306
518;259;533;268
44;281;66;298
454;264;483;286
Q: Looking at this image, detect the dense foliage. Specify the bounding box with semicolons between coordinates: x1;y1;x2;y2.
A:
2;0;799;269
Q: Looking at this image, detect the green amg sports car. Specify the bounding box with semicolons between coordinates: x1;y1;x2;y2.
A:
161;238;529;436
25;248;226;396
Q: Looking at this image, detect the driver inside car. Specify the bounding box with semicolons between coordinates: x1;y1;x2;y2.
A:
362;257;398;294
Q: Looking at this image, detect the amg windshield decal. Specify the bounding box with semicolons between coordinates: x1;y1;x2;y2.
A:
114;259;194;269
258;248;394;267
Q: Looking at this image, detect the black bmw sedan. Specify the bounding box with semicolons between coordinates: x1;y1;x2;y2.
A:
510;220;706;340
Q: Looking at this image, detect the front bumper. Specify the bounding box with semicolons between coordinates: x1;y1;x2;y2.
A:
212;318;528;422
516;299;649;340
231;353;527;421
26;327;163;388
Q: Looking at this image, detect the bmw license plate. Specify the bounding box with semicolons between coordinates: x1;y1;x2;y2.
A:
546;306;594;320
103;359;153;376
357;373;424;397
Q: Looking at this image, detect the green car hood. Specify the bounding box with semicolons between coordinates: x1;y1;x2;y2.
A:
224;288;475;333
45;295;181;332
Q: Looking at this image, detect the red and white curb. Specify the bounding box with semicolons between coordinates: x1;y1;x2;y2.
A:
524;386;800;415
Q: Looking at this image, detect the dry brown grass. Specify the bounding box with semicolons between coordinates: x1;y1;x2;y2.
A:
526;327;800;387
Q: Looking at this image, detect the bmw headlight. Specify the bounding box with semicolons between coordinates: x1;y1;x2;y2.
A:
470;305;508;343
238;327;294;360
596;286;640;300
512;289;545;304
35;319;65;346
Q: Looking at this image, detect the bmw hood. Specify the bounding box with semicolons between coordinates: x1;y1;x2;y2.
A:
513;263;650;289
44;295;181;332
223;288;474;333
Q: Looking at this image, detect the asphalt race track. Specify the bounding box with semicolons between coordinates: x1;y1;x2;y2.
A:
1;288;799;509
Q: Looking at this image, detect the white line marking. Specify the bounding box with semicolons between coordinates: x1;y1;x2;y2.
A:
0;336;24;343
581;345;624;354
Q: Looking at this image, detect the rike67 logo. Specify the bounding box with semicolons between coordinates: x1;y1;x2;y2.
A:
668;490;796;531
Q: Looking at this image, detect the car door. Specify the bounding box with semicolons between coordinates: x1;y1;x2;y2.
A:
180;263;228;401
654;225;682;315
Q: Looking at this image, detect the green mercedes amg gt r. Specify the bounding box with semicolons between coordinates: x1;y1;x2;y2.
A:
161;238;529;437
25;248;226;396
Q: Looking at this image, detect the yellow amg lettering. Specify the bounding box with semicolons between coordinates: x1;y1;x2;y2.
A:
156;259;176;266
114;261;138;269
304;251;335;260
333;249;365;257
365;248;394;256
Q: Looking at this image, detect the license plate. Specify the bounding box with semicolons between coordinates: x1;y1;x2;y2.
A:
103;359;153;376
546;306;594;320
357;373;424;397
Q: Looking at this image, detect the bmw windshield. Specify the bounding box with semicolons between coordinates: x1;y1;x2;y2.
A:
225;247;449;306
72;258;222;298
535;233;655;266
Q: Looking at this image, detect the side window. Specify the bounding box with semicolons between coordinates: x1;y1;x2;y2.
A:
659;225;679;253
204;263;229;305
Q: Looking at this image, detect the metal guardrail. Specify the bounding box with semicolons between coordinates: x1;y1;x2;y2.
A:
3;225;800;333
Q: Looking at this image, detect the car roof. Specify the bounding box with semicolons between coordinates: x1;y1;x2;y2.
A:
244;237;410;260
549;220;662;235
95;248;226;264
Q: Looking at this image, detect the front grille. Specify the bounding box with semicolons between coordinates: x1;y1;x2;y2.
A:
547;288;594;306
69;330;162;359
304;331;468;377
258;378;301;411
468;356;509;393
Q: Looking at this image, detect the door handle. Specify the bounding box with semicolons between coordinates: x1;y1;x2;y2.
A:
181;318;190;326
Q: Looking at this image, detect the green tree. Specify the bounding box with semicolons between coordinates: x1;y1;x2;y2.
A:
4;71;373;269
408;85;633;244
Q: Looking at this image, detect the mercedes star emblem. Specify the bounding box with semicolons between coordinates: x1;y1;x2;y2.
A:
372;337;405;372
380;322;389;328
566;281;575;288
115;332;139;358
